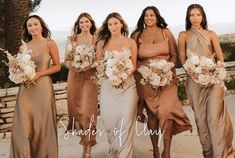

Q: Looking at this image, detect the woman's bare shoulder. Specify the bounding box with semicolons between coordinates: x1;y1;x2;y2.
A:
131;31;140;41
126;37;137;47
179;30;187;36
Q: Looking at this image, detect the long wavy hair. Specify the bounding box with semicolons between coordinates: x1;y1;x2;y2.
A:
185;4;208;30
131;6;168;46
22;15;51;42
72;12;97;36
96;12;129;49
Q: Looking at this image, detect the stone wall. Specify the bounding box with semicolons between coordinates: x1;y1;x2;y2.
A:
1;62;235;138
0;83;68;138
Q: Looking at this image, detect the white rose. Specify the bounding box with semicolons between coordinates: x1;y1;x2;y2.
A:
121;73;128;80
109;76;121;86
106;58;117;66
150;60;165;69
74;55;81;61
190;55;200;65
198;74;211;86
200;57;215;68
22;65;34;75
29;72;36;80
22;54;32;62
195;67;202;73
150;74;161;86
138;66;151;79
16;54;23;61
105;68;114;77
71;61;80;68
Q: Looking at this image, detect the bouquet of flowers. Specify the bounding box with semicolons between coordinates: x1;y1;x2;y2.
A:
183;49;227;88
138;59;174;89
211;61;227;85
101;49;133;88
64;40;95;70
2;41;36;87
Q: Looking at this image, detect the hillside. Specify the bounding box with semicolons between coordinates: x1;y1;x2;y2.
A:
219;33;235;42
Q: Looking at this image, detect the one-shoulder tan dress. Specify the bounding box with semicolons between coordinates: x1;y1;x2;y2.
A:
185;27;234;157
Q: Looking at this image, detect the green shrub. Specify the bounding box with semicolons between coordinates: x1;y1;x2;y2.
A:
221;42;235;62
225;80;235;90
177;80;187;102
51;63;68;83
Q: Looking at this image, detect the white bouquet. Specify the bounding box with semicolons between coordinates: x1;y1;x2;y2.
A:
3;41;36;87
184;49;227;88
138;59;174;89
103;49;133;88
64;40;95;70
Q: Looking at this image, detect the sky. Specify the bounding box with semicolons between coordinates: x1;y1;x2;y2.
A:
34;0;235;31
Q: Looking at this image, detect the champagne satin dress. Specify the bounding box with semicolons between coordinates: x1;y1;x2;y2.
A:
100;49;138;158
65;43;98;146
10;40;58;158
135;29;192;141
185;27;234;158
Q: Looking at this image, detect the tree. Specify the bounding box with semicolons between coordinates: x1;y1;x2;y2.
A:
4;0;29;54
0;0;41;51
29;0;42;13
0;0;4;49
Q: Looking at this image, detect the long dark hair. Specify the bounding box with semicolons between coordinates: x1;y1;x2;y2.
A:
22;15;51;42
72;12;97;35
131;6;167;46
96;12;128;49
185;4;208;30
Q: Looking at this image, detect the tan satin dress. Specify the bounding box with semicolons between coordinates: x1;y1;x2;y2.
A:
10;41;58;158
135;29;192;136
186;27;234;158
65;43;98;146
100;49;138;158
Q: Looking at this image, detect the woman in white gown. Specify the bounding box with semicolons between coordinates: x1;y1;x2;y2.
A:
96;12;138;158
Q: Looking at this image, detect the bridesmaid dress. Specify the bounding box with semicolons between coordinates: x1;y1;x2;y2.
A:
185;27;234;158
65;40;98;146
10;40;58;158
135;29;192;148
100;48;138;158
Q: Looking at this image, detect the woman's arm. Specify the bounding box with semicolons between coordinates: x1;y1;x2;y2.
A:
129;38;137;73
94;40;105;73
95;40;104;61
165;29;178;64
178;31;187;65
34;39;61;80
210;30;224;62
